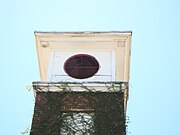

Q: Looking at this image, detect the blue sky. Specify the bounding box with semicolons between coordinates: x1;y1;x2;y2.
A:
0;0;180;134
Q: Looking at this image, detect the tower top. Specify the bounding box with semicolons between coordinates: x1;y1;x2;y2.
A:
35;31;132;82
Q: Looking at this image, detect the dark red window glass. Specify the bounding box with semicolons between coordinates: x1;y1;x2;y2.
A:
64;54;99;79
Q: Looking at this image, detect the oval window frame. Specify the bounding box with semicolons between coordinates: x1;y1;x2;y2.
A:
64;54;100;79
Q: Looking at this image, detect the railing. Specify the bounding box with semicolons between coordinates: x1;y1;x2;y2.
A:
32;81;128;92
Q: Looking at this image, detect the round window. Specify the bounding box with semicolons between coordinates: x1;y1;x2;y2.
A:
64;54;100;79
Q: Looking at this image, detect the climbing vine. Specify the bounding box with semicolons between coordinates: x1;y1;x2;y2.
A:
30;82;129;135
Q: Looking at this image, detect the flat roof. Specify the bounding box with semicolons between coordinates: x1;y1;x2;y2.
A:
34;31;132;36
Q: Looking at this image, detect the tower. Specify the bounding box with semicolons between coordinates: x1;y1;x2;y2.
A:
30;31;132;135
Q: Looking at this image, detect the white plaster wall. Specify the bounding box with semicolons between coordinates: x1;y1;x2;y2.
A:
47;51;115;82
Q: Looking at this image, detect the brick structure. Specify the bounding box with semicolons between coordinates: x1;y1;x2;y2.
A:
30;82;127;135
